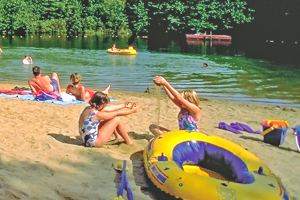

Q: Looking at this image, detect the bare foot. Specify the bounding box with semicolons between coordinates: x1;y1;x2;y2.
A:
101;85;111;95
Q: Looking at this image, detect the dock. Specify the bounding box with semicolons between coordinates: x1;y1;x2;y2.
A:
186;34;232;42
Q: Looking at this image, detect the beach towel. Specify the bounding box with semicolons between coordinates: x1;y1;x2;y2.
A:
0;87;117;105
0;88;30;95
35;91;60;101
0;88;86;105
218;122;261;134
218;122;242;134
219;120;290;146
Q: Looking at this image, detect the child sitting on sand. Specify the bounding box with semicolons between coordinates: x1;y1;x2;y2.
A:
66;72;110;102
78;92;141;147
149;76;202;136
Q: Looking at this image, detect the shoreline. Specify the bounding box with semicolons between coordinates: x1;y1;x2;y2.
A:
2;80;300;109
0;81;299;199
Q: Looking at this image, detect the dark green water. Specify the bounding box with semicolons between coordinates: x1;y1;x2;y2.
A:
0;34;300;107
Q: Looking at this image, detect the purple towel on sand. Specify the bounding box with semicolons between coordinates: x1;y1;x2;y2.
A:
230;122;262;134
218;122;242;134
218;122;262;134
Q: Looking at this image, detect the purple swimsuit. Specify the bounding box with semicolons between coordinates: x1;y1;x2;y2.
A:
178;109;200;131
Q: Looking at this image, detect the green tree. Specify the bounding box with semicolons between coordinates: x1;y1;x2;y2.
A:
101;0;129;35
0;0;35;35
63;0;83;34
127;0;254;37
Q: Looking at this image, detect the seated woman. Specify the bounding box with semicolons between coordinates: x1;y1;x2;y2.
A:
66;72;110;102
23;55;33;64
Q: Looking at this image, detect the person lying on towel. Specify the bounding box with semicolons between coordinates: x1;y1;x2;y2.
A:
28;66;62;95
66;72;110;102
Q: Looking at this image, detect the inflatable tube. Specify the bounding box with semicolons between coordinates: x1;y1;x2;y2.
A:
143;130;293;200
107;48;119;54
118;48;137;55
107;47;137;55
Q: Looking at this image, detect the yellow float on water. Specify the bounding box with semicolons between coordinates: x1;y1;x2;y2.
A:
107;48;119;54
143;130;293;200
107;46;137;55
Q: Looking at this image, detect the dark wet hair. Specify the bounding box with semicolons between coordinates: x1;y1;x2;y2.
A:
89;92;110;109
32;66;41;76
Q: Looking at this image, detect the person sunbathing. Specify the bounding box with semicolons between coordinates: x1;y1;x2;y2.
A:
66;72;110;102
28;66;62;95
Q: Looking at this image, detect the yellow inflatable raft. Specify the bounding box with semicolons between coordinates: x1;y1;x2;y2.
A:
143;130;292;200
118;46;137;55
107;48;119;54
107;46;137;55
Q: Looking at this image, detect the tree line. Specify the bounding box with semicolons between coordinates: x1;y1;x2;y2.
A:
0;0;254;37
1;0;298;49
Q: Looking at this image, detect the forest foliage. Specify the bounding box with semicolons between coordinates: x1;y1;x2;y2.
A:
0;0;254;36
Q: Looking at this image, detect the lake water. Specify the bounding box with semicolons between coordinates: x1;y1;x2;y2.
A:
1;34;300;107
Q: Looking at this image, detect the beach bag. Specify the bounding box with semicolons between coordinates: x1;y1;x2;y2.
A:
261;119;289;146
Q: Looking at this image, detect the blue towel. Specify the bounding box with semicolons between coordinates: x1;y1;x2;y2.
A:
1;90;117;105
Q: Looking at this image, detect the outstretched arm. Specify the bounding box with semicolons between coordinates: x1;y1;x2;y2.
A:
153;76;182;107
96;104;141;121
102;102;135;112
153;76;200;115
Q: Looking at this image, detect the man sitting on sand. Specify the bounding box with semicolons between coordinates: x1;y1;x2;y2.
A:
66;72;110;102
28;66;62;95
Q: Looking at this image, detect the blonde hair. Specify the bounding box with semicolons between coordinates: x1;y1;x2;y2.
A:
181;90;201;108
70;73;82;84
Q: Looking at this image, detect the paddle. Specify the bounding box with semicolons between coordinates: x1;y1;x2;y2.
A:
111;160;134;200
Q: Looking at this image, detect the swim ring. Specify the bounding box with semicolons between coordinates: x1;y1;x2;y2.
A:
143;130;292;200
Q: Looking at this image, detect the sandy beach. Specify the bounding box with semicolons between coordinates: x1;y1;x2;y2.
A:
0;82;299;200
